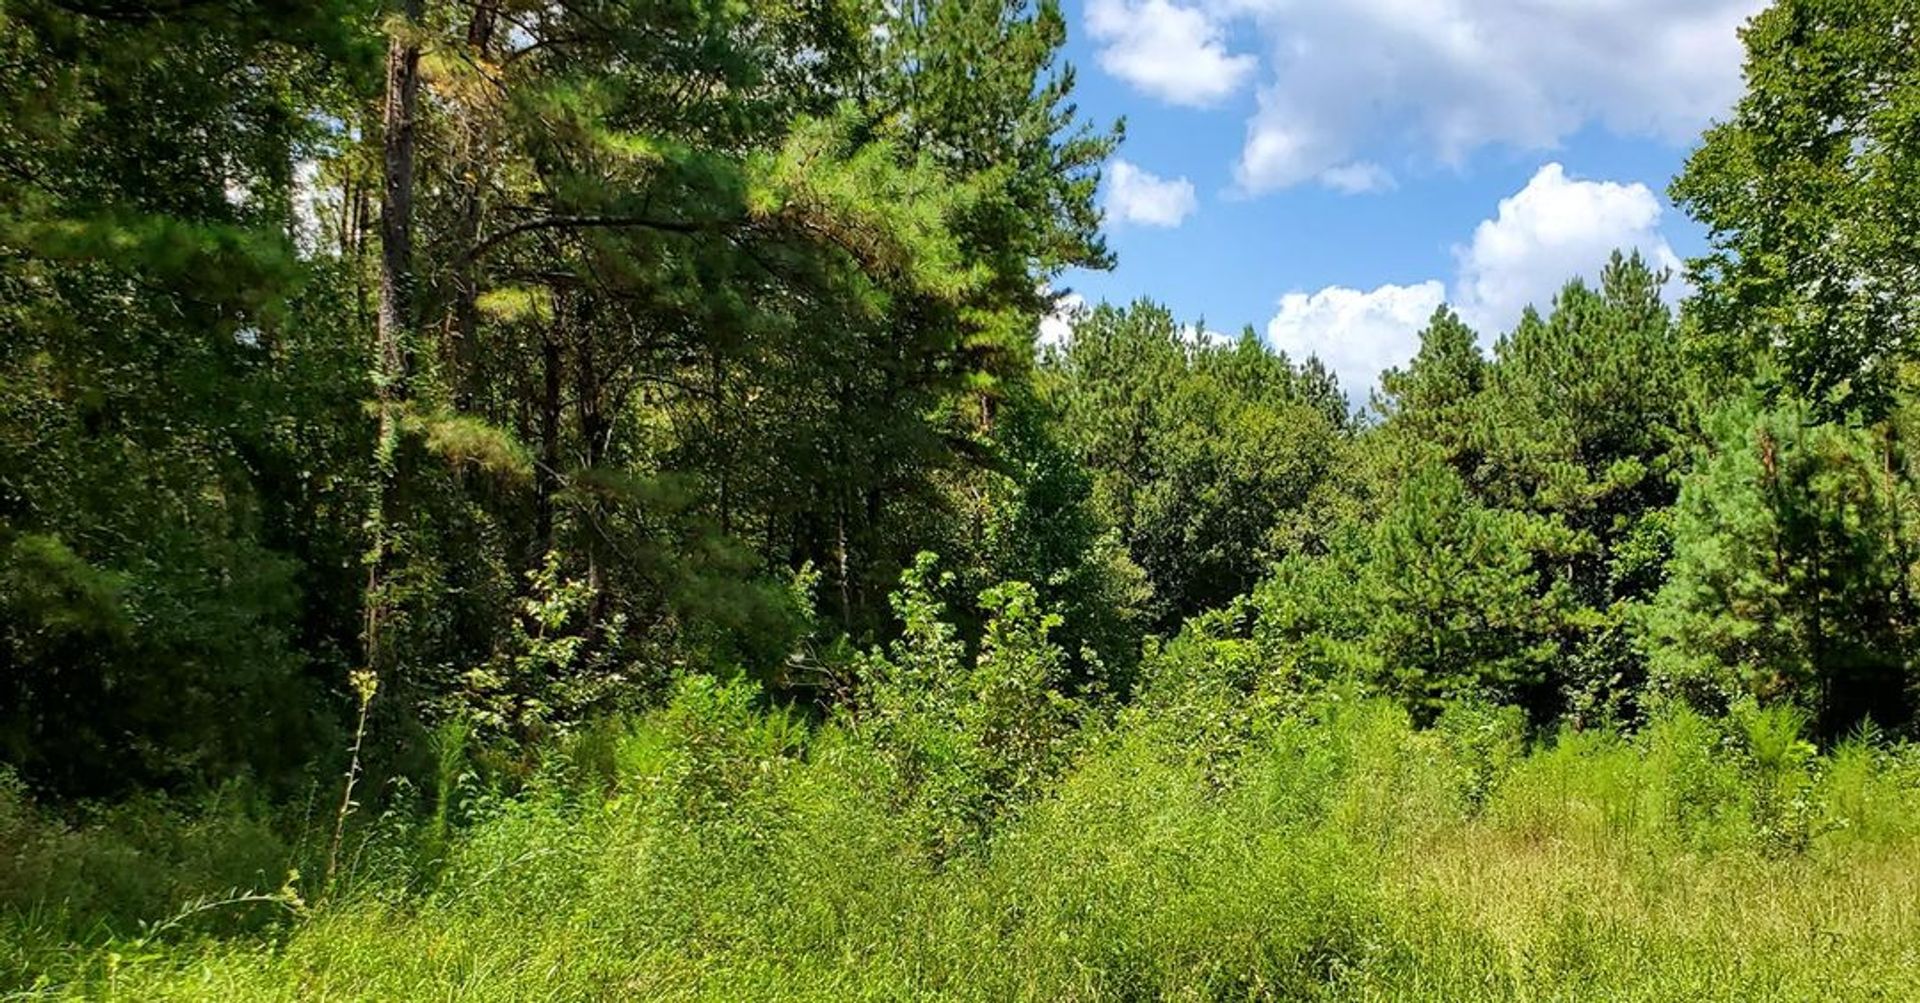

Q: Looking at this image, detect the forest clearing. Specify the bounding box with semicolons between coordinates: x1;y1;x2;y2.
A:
3;0;1918;998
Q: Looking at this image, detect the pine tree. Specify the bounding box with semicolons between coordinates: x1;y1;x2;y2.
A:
1645;396;1917;737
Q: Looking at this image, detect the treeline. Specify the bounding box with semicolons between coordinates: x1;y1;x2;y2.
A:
3;0;1919;819
2;0;1127;796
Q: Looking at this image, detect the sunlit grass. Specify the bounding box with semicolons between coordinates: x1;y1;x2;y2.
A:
8;696;1919;1001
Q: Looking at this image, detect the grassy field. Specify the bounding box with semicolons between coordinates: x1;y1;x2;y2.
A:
6;689;1919;1001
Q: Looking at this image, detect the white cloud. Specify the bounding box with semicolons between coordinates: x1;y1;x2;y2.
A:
1086;0;1255;107
1038;297;1232;353
1265;281;1446;401
1038;291;1087;349
1224;0;1761;192
1179;323;1237;349
1453;163;1683;333
1105;160;1199;228
1320;161;1396;195
1261;164;1685;397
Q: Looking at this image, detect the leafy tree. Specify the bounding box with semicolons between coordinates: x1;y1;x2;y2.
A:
1476;255;1684;562
1042;300;1347;627
1375;305;1488;476
1237;254;1692;726
849;553;1082;853
1187;456;1569;728
408;0;1119;662
0;0;373;794
1673;0;1920;417
1361;463;1569;719
951;386;1150;694
1473;256;1688;720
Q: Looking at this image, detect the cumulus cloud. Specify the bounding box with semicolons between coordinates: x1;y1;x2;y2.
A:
1086;0;1256;107
1105;160;1200;228
1218;0;1761;192
1262;164;1684;397
1453;163;1683;333
1265;281;1446;401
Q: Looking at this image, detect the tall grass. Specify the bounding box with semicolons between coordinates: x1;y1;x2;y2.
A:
6;687;1919;1000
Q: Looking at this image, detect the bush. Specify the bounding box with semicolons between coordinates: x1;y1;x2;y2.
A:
846;554;1086;854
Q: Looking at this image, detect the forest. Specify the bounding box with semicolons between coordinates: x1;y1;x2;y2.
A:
2;0;1918;998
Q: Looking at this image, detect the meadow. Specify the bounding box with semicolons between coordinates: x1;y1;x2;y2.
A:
7;684;1917;1001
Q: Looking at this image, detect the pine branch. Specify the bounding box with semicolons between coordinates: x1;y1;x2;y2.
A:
463;214;728;265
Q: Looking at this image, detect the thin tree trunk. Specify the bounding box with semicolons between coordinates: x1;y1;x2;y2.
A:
1885;423;1914;626
570;304;611;624
536;295;564;557
366;0;423;666
336;0;424;895
836;502;852;624
449;2;495;410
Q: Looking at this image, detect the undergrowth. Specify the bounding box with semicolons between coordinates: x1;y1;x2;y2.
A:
5;678;1918;1001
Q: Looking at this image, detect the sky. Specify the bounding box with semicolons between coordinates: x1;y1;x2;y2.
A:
1046;0;1767;399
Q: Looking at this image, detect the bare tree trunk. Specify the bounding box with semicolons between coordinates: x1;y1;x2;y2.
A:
366;0;423;670
336;0;424;896
376;0;422;397
449;2;496;410
570;302;612;624
466;1;496;50
836;502;852;624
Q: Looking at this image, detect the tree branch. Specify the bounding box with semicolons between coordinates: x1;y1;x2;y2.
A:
464;214;727;265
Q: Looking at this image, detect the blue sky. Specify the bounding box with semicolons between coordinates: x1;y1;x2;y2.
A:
1044;0;1765;397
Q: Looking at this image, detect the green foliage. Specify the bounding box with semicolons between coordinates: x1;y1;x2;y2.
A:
1042;300;1349;627
1251;252;1688;727
1375;305;1487;471
963;580;1082;807
1643;395;1918;737
1673;0;1920;416
0;1;371;796
12;695;1920;1000
0;768;301;964
12;2;1920;997
1218;460;1570;726
1433;699;1528;812
0;519;326;794
405;410;532;482
1476;254;1686;552
0;0;1120;796
453;552;615;753
1363;464;1568;716
952;385;1151;691
847;554;1083;853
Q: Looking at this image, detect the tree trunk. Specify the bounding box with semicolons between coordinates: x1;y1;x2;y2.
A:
536;294;564;557
570;303;612;625
449;2;496;410
376;0;422;405
336;0;424;896
364;0;423;681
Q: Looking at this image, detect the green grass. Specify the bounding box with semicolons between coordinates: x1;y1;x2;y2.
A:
7;696;1920;1000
